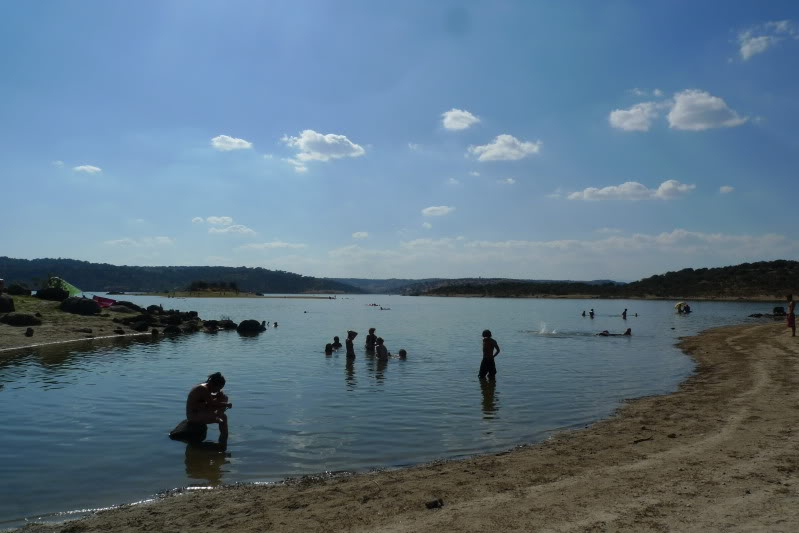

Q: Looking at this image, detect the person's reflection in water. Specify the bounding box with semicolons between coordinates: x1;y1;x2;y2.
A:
480;379;499;420
345;357;356;390
184;440;231;486
375;355;388;382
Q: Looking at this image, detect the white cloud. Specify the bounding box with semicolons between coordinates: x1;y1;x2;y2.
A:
720;185;735;194
239;241;307;250
596;227;623;234
206;216;234;226
447;178;461;185
468;134;542;161
282;129;365;172
192;217;205;224
498;178;516;185
352;232;369;239
263;154;274;159
738;20;797;60
629;88;664;98
209;224;256;236
73;165;102;174
422;222;432;229
52;160;64;167
408;143;420;151
442;108;480;130
568;180;695;201
469;171;480;177
422;205;455;216
104;236;174;247
609;102;661;131
211;135;253;151
667;89;747;131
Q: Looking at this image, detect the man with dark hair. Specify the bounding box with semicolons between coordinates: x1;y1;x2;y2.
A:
186;372;232;439
478;329;501;380
788;294;796;337
346;330;358;357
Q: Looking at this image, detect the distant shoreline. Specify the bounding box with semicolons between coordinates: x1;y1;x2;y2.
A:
419;293;785;303
130;292;342;299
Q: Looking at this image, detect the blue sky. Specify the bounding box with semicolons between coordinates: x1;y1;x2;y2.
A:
1;1;798;280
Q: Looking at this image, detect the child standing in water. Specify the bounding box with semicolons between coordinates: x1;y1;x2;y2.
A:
345;330;358;357
478;329;501;380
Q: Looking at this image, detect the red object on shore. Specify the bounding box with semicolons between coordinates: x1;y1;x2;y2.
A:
92;295;117;308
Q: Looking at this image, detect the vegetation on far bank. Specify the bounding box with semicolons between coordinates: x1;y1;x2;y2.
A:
417;260;799;300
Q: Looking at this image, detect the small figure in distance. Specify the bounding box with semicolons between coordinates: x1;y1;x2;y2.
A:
589;309;595;319
365;328;377;350
186;372;232;440
596;328;632;337
683;304;691;314
397;349;407;359
375;337;389;358
346;330;358;357
582;310;586;317
331;336;342;350
596;330;610;337
622;308;627;320
324;343;333;355
788;294;796;337
623;328;632;336
478;329;501;380
274;321;278;327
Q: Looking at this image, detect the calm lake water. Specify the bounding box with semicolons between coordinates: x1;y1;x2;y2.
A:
0;294;773;528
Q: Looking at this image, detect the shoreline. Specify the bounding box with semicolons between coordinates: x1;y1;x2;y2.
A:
419;293;786;303
17;321;799;532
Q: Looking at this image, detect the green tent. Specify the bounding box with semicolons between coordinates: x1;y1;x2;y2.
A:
47;276;82;296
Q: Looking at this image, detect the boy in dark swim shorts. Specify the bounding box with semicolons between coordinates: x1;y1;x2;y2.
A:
478;329;501;380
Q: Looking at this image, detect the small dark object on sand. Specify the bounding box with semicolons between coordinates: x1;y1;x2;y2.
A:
25;328;34;337
113;328;126;335
425;498;444;509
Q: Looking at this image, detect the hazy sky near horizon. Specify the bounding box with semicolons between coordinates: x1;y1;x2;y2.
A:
1;1;798;281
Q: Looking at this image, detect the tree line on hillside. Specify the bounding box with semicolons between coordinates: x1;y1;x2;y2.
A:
420;260;799;299
0;257;363;294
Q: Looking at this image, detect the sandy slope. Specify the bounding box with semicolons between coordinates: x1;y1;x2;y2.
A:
18;322;799;532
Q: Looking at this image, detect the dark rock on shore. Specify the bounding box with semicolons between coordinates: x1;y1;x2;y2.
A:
115;301;144;313
163;325;182;335
108;304;137;313
25;327;34;337
7;284;31;296
1;313;43;326
169;419;208;443
219;319;238;330
237;319;266;335
60;297;101;316
35;287;69;301
0;294;14;313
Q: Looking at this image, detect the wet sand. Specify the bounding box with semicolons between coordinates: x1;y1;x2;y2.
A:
17;322;799;532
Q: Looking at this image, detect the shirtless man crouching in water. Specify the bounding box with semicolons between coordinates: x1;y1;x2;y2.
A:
186;372;232;440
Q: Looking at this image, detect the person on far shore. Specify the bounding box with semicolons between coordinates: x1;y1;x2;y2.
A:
365;328;377;350
346;330;358;357
622;308;627;320
186;372;232;441
331;336;342;350
478;329;501;380
375;337;389;358
788;294;796;337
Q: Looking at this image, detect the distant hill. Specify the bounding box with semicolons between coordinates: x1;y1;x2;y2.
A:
327;278;444;294
329;277;626;295
419;260;799;299
0;257;363;294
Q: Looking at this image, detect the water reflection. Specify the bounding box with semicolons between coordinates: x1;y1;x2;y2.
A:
375;355;388;382
184;441;231;486
480;379;499;419
345;357;356;390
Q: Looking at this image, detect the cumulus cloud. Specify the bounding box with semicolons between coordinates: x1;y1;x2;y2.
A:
206;216;234;226
498;178;516;185
442;108;480;130
667;90;747;131
352;232;369;239
104;236;174;247
408;143;420;151
422;222;432;229
282;129;365;172
630;88;664;98
209;224;256;236
720;185;735;194
211;135;253;151
73;165;102;174
192;217;204;223
422;205;456;216
738;20;797;60
609;102;661;131
52;160;64;167
238;241;307;250
469;171;480;176
468;134;542;161
447;178;461;185
568;180;695;201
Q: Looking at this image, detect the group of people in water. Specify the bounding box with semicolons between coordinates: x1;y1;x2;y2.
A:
324;327;407;359
582;307;638;336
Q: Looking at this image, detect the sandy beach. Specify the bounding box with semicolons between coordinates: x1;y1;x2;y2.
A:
12;321;797;532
